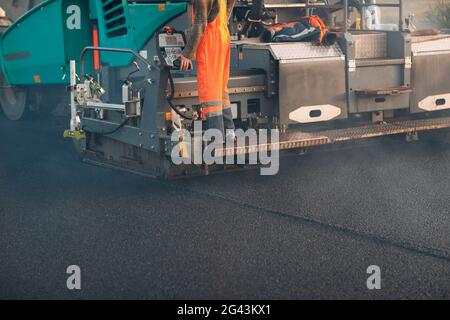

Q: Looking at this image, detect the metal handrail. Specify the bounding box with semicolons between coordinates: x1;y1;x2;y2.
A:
80;46;154;78
351;0;404;31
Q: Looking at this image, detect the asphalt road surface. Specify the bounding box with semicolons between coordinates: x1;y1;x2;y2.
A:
0;113;449;300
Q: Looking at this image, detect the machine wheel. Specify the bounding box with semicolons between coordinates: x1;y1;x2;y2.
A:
0;73;28;120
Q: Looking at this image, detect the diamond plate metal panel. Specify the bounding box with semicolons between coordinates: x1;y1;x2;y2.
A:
268;43;343;60
353;32;387;59
412;37;450;54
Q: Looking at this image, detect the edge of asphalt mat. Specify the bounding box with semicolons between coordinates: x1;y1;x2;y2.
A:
165;180;450;263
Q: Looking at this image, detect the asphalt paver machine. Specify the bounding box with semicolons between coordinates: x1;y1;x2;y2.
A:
3;0;450;177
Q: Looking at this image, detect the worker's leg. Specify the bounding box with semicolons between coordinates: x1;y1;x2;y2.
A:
196;30;224;135
222;41;235;132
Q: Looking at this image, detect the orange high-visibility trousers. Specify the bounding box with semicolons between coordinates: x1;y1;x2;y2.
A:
196;0;234;133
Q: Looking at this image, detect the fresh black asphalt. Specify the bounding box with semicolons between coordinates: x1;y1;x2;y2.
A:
0;115;449;299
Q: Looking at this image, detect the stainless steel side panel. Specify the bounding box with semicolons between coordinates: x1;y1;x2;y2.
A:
278;57;347;126
410;50;450;114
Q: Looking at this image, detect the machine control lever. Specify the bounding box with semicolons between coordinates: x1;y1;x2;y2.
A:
156;27;189;70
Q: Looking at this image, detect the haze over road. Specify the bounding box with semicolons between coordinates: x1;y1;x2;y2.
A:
0;115;449;299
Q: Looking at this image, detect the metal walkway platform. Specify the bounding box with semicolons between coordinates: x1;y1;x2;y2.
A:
216;116;450;157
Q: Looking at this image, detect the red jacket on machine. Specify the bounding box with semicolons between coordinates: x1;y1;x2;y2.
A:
261;15;330;44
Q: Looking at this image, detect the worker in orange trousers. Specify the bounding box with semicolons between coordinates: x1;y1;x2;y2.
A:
178;0;236;137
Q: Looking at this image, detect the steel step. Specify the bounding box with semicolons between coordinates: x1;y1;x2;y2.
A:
354;85;412;97
170;73;266;99
216;116;450;157
355;58;405;67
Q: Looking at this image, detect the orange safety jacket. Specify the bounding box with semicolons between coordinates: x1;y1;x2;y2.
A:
307;15;328;44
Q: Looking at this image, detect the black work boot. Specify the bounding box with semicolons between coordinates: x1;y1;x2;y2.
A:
223;105;235;130
206;112;225;138
223;105;236;142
